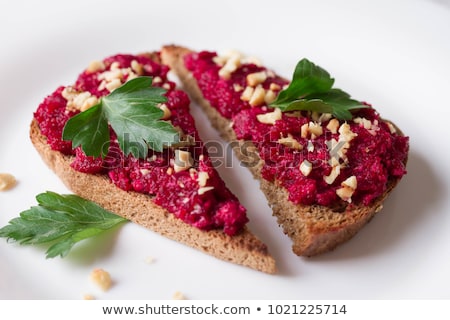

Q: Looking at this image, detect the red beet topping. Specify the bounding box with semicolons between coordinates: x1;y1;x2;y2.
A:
34;53;248;235
185;51;409;207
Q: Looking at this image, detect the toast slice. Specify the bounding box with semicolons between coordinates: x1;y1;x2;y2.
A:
30;52;276;273
161;45;409;256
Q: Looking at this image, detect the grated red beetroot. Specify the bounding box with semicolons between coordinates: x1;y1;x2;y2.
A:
34;53;248;236
185;51;409;207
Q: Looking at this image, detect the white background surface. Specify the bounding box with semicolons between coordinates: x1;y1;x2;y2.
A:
0;0;449;299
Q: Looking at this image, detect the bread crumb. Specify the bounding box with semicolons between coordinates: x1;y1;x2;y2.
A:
172;291;187;300
0;173;16;191
83;294;95;300
90;268;112;292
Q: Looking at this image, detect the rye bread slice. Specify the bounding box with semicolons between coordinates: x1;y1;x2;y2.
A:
161;45;407;257
29;52;276;274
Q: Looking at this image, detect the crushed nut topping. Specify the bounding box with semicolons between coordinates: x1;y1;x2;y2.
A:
197;171;210;187
86;60;105;74
233;83;244;92
246;71;267;87
174;150;194;172
97;59;143;93
249;85;266;107
326;118;339;134
264;89;277;104
62;87;99;112
256;108;282;124
300;160;312;176
240;86;254;102
218;55;241;80
269;83;281;91
198;186;214;195
324;165;341;185
353;117;372;130
300;121;324;139
336;175;358;202
278;134;303;150
308;121;324;139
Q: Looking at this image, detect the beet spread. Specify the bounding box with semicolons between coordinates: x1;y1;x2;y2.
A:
185;51;409;207
34;53;248;236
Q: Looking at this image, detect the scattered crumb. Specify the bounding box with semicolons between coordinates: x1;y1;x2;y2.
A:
172;291;187;300
90;268;112;291
144;256;155;264
83;294;95;300
0;173;16;191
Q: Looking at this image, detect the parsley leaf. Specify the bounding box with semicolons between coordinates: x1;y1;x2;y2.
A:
270;58;367;120
62;76;179;159
0;191;127;258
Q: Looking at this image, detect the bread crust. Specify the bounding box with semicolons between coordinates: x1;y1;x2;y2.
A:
30;102;276;273
161;45;407;257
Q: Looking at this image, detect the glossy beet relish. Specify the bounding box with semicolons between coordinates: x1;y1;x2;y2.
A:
34;53;248;236
185;51;409;207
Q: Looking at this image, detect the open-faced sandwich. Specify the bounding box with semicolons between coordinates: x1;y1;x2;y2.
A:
161;45;409;256
29;52;276;273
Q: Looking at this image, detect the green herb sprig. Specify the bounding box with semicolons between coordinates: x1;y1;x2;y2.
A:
62;76;179;159
0;192;127;258
270;59;367;120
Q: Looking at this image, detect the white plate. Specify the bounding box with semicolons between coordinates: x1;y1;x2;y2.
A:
1;0;449;299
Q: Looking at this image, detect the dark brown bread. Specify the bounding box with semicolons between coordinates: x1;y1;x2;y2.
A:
30;87;276;274
161;45;406;256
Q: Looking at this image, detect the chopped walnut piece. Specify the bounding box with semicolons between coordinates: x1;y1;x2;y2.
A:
90;268;112;292
336;186;355;202
131;60;144;75
308;122;323;138
278;134;303;150
240;86;254;101
336;175;357;202
269;83;281;91
386;121;397;134
218;55;241;79
197;171;210;187
174;150;194;172
172;291;186;300
264;89;277;104
300;123;309;138
86;60;105;74
105;78;122;92
326;118;339;134
256;108;282;124
158;103;172;120
198;186;214;195
353;117;372;130
323;165;341;185
233;83;244;92
300;160;312;176
249;85;266;106
0;173;16;191
342;175;357;190
62;87;99;112
246;71;267;86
